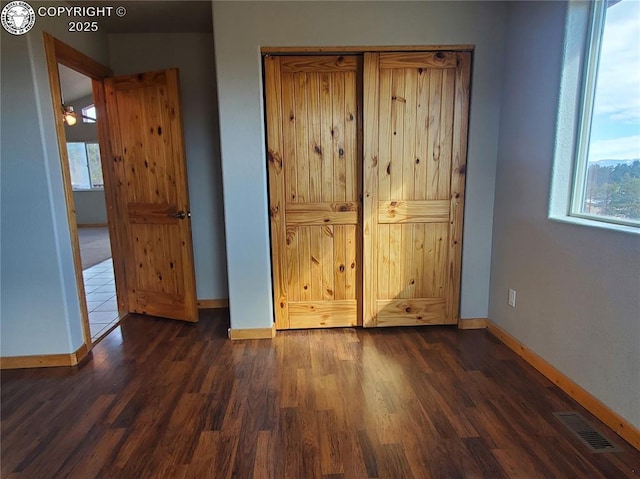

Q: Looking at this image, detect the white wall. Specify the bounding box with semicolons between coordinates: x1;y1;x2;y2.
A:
213;1;508;329
108;33;228;301
490;1;640;429
1;19;110;356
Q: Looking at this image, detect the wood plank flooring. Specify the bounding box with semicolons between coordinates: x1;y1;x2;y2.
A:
2;309;639;478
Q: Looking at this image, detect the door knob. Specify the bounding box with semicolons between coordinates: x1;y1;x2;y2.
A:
169;210;190;220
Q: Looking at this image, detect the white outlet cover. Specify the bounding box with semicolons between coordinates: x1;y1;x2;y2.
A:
508;289;517;308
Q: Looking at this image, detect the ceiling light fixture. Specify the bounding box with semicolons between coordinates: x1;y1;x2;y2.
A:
62;105;96;126
63;105;77;126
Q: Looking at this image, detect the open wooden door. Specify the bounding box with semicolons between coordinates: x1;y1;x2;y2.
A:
265;56;362;330
363;52;471;327
104;68;198;322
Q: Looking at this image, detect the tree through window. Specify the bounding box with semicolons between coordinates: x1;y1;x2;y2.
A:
572;0;640;226
66;142;103;189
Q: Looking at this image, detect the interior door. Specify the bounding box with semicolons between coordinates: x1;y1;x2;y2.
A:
104;68;198;322
363;52;471;327
265;55;362;330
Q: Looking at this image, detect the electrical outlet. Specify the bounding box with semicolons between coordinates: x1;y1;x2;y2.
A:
508;289;517;308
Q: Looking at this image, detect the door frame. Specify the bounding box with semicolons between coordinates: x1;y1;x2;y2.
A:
43;33;127;352
261;45;474;330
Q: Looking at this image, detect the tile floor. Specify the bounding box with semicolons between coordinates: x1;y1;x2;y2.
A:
83;258;119;341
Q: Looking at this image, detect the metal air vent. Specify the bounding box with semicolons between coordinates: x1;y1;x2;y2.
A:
553;411;623;453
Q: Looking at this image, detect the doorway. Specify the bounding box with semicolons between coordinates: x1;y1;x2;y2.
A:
45;34;200;352
44;33;125;349
58;64;119;342
264;49;471;330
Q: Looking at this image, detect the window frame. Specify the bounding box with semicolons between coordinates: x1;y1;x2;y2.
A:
67;141;104;191
569;0;639;228
81;104;97;123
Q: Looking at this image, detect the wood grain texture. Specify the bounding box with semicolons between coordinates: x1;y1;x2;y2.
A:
365;51;470;328
378;199;450;223
345;70;358;204
379;52;458;69
229;324;276;340
487;320;640;451
266;56;361;329
308;73;322;203
196;299;230;309
427;68;443;199
286;203;359;225
2;312;638;478
285;211;358;226
298;226;312;302
320;226;334;301
319;72;333;204
294;72;310;203
376;298;447;326
286;226;301;303
0;343;88;370
105;68;198;323
280;56;359;72
289;301;358;328
362;53;380;328
309;225;323;301
344;225;358;303
261;45;475;54
458;318;488;329
92;77;128;316
127;203;183;224
265;56;289;329
446;53;471;323
333;226;347;300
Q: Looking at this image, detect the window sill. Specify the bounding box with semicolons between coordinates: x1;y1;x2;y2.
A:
72;188;104;192
549;215;640;235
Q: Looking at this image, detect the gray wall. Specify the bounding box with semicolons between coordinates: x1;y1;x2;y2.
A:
213;1;508;329
1;19;110;356
490;1;640;429
64;94;97;143
108;33;228;301
73;191;107;225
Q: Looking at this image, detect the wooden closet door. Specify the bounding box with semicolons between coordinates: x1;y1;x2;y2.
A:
265;55;362;330
363;52;471;327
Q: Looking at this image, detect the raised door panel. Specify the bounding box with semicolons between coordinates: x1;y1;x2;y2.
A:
105;69;198;322
265;56;362;330
364;52;471;327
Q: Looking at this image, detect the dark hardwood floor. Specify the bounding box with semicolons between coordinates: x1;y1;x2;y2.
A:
2;309;639;478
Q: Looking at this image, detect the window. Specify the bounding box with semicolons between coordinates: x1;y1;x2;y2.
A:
67;142;103;189
572;0;640;227
82;104;96;123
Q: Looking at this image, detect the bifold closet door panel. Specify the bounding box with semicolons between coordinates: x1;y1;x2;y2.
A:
265;55;362;330
266;51;470;330
363;52;471;327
